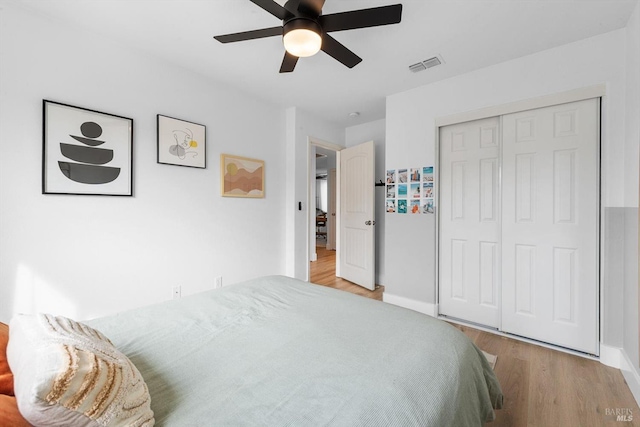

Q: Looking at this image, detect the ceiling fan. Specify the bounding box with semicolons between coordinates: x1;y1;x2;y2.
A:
214;0;403;73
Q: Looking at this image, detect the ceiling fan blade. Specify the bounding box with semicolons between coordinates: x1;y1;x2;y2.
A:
321;33;362;68
280;51;299;73
250;0;292;20
320;4;402;33
214;26;283;43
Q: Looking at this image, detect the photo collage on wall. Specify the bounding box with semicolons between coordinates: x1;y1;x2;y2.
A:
385;166;434;214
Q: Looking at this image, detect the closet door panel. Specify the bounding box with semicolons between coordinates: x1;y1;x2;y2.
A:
439;117;501;328
501;98;599;355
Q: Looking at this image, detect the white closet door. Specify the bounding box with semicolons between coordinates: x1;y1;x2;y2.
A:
501;98;599;354
439;117;501;328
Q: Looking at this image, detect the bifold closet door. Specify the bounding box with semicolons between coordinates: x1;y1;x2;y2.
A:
501;98;599;355
439;116;501;328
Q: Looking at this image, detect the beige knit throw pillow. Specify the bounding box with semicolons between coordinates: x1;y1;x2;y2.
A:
7;313;154;427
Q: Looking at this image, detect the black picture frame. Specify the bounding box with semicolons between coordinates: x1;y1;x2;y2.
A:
157;114;206;169
42;100;133;196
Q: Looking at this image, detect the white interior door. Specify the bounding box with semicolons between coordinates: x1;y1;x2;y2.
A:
439;117;501;328
501;98;599;354
339;141;375;290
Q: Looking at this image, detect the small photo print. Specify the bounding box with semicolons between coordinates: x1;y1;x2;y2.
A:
423;182;434;198
398;168;408;183
422;199;435;214
386;199;396;213
398;184;407;197
398;199;408;214
410;168;421;182
411;183;420;198
386;184;396;198
423;166;434;182
410;200;420;214
386;169;396;184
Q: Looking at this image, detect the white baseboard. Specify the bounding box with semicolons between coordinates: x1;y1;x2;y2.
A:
620;348;640;407
382;293;436;317
599;345;640;407
600;344;622;369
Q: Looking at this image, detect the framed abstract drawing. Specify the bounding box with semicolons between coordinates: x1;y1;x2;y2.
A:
220;154;264;198
157;114;206;168
42;100;133;196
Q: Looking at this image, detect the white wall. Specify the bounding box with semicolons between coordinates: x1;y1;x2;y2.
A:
385;29;628;316
622;0;640;395
626;2;640;210
0;5;287;322
345;119;386;285
285;107;344;280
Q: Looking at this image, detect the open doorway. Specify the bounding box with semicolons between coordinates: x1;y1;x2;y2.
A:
309;143;338;266
307;141;342;291
310;147;341;290
308;140;383;300
313;147;336;255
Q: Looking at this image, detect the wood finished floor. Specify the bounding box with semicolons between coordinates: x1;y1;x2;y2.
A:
456;323;640;426
310;245;384;300
310;246;640;426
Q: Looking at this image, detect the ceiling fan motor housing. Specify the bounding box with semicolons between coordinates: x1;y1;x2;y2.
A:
283;18;323;57
283;17;322;34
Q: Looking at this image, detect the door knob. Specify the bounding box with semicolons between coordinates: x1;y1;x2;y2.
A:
365;220;372;225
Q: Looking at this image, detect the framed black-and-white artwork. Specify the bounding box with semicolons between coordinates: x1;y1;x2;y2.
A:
157;114;206;168
42;100;133;196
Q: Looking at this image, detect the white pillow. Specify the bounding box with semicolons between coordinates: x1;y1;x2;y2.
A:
7;313;154;427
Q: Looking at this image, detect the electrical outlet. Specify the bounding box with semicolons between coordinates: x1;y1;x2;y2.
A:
215;276;222;289
172;285;181;299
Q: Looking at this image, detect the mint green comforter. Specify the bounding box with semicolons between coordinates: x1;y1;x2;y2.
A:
89;276;503;426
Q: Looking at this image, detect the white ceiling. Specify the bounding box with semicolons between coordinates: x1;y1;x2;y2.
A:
6;0;638;128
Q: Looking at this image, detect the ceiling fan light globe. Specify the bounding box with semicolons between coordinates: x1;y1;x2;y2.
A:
283;28;322;57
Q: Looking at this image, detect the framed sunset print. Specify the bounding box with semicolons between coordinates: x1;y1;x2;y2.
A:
220;154;264;198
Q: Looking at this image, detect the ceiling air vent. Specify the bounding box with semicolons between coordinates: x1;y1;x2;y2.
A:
409;55;444;73
423;56;442;68
409;62;427;73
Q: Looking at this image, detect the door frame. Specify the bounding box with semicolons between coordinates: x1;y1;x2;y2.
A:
306;136;344;281
434;84;606;356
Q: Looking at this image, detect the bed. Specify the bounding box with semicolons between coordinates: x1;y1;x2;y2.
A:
7;275;503;426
